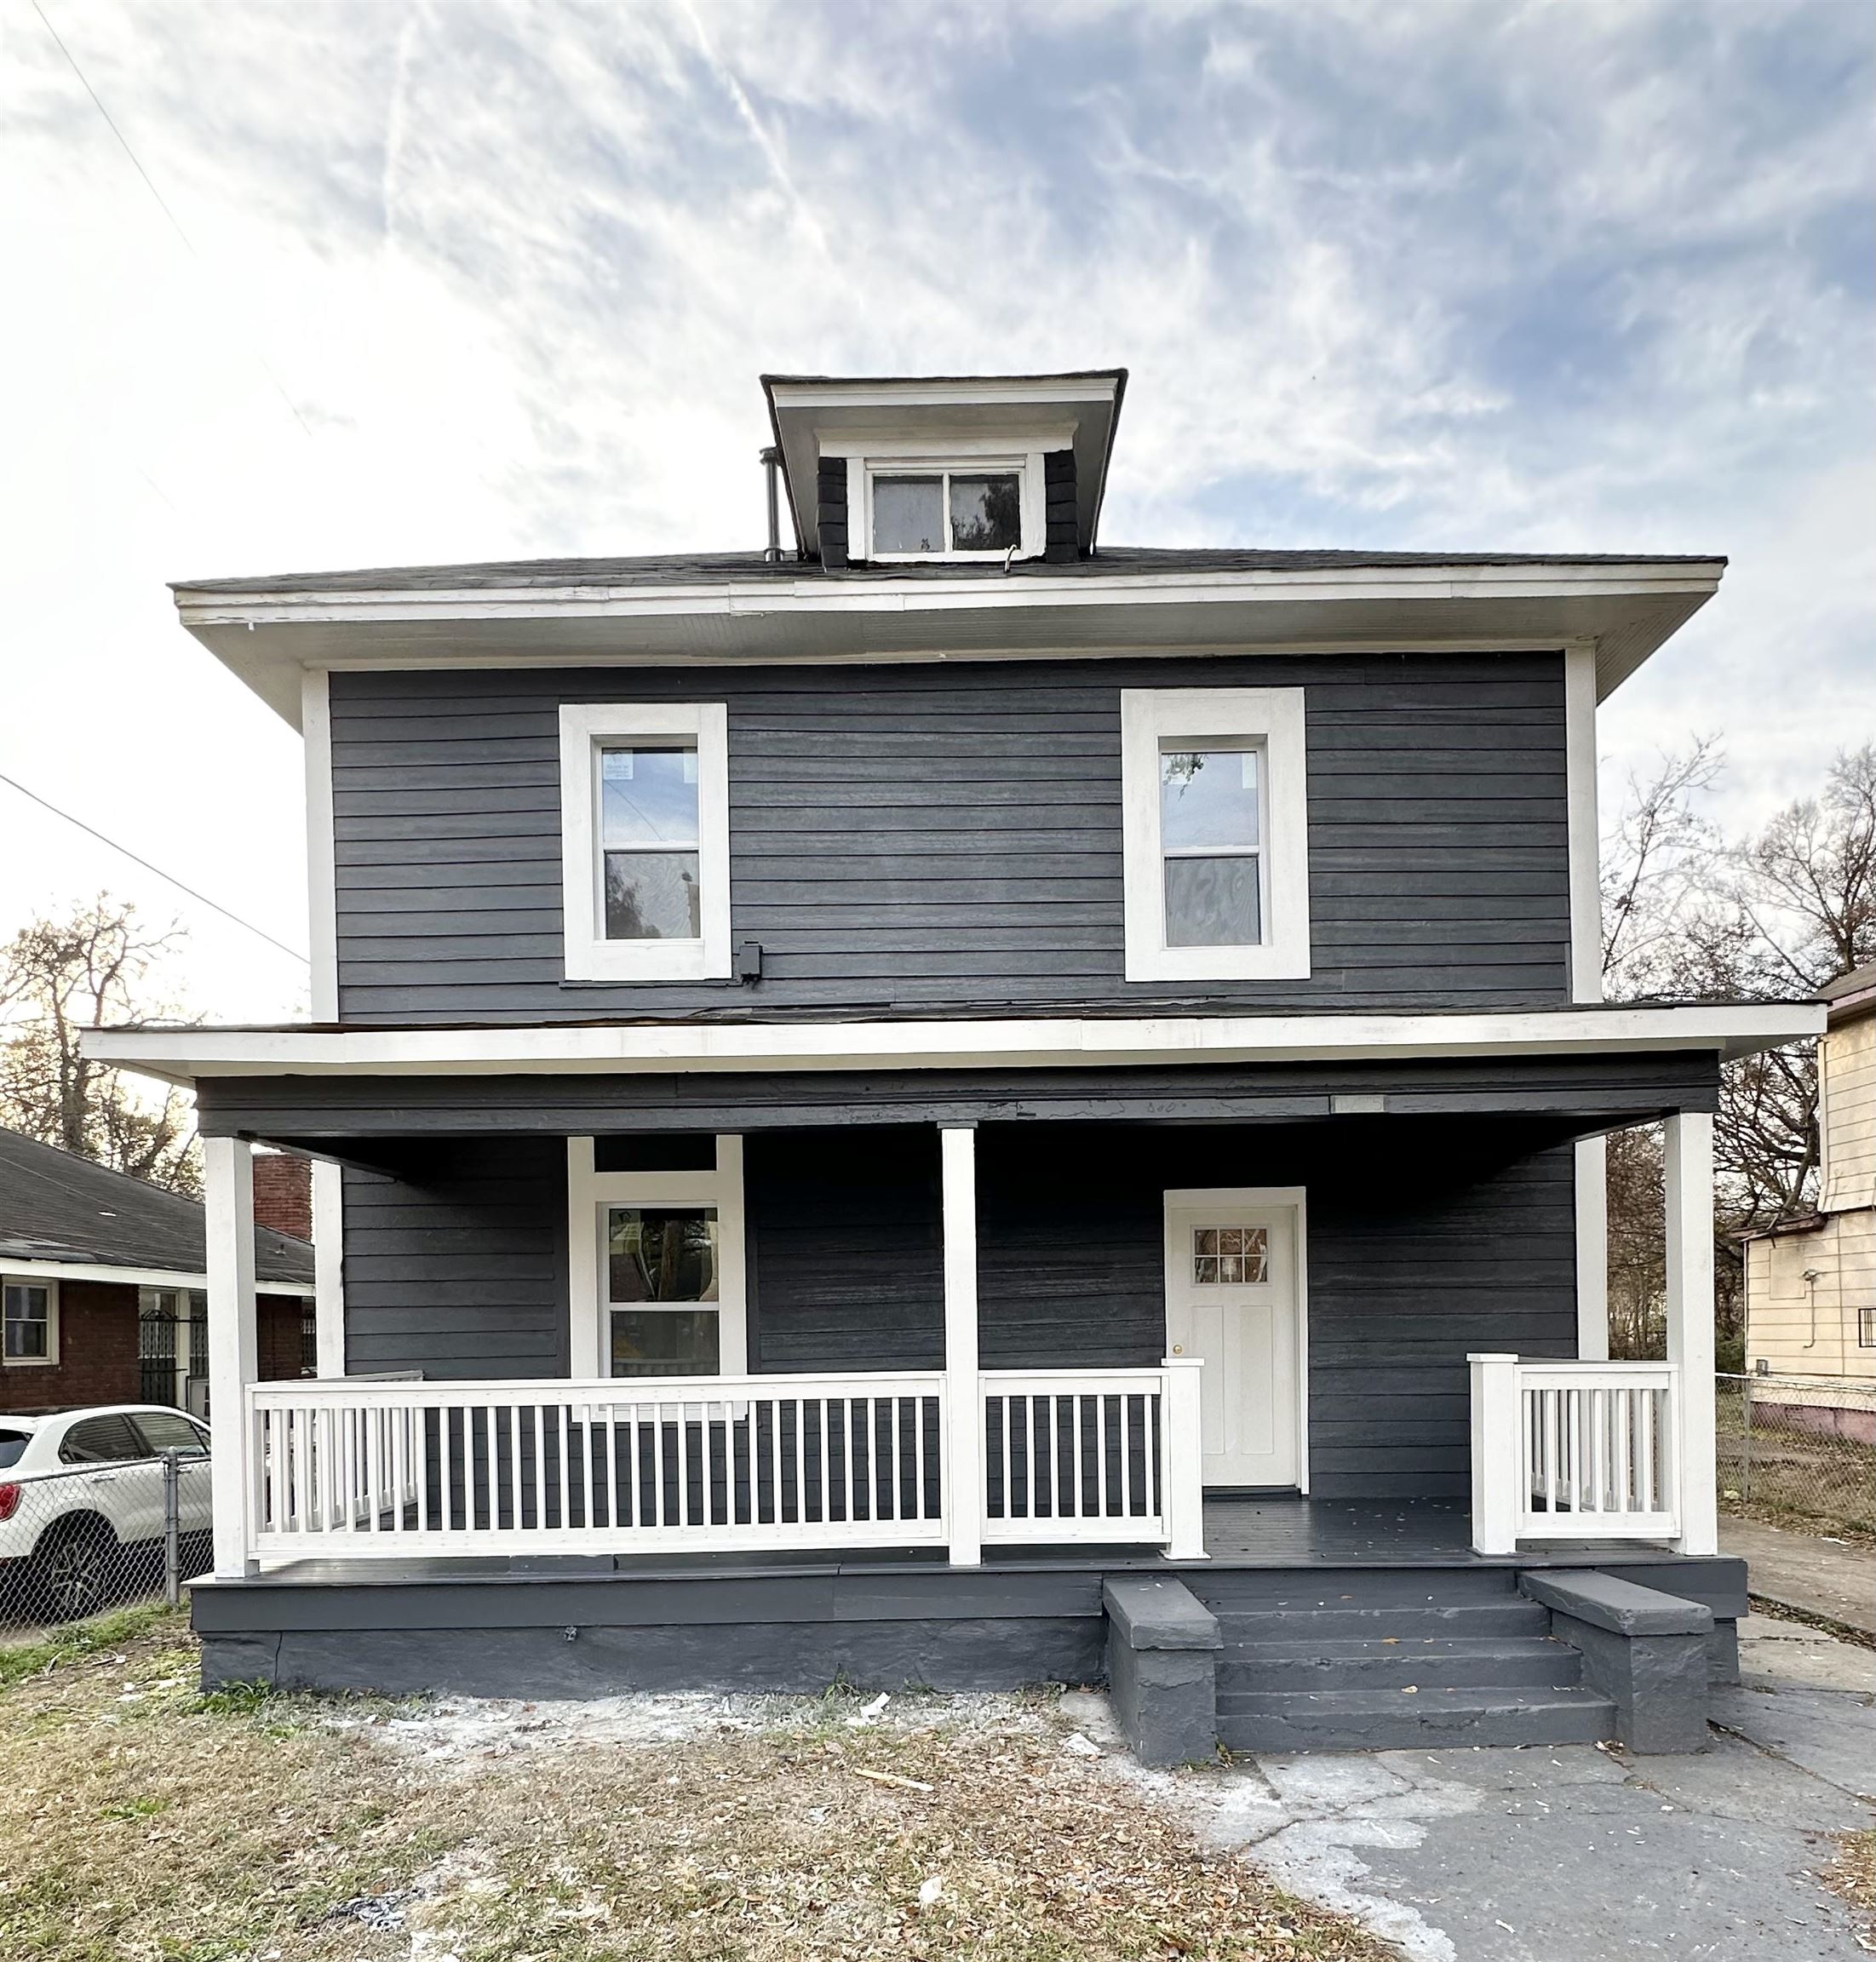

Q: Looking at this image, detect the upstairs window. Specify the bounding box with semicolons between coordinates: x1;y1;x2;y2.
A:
1121;687;1311;983
559;703;731;982
871;470;1022;556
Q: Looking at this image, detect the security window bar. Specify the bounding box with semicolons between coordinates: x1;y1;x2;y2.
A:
872;469;1020;557
1160;743;1265;949
1861;1305;1876;1348
599;743;701;943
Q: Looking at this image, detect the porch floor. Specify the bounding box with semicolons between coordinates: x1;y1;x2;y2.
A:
217;1495;1704;1588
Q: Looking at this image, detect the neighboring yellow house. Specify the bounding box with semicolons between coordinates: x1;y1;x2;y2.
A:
1741;963;1875;1437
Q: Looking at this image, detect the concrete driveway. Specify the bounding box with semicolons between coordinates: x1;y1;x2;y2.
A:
1079;1615;1876;1961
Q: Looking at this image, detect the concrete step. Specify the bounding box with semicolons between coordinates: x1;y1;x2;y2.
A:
1216;1684;1619;1753
1219;1634;1584;1691
1190;1566;1523;1611
1213;1600;1553;1641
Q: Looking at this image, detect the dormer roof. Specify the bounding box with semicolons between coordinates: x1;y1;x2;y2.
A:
761;370;1126;562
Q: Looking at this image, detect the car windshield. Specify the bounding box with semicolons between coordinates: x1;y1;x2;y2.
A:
0;1428;32;1470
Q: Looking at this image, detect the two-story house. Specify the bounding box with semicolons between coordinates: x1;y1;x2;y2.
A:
90;370;1820;1758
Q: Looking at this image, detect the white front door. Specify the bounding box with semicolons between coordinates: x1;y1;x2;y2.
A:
1163;1191;1303;1489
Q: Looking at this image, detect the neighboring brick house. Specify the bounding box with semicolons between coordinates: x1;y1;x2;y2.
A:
0;1127;315;1415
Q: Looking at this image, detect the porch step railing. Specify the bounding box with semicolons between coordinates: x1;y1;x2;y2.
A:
246;1361;1208;1564
1469;1354;1681;1553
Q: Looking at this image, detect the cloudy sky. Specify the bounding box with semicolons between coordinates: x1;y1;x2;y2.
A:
2;0;1870;1024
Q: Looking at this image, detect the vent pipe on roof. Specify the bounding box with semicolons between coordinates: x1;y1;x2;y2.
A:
760;447;783;562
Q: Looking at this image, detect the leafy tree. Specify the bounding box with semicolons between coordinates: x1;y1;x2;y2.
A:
1600;743;1876;1354
0;898;199;1195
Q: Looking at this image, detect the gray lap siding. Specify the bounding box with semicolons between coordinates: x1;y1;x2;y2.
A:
340;1121;1575;1498
329;651;1570;1024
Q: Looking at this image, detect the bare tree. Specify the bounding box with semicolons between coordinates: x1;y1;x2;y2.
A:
1600;737;1724;1000
0;898;200;1195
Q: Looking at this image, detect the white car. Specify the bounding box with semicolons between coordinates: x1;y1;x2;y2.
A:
0;1405;213;1622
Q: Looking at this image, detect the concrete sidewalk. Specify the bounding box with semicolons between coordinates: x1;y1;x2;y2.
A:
1723;1516;1875;1639
1083;1614;1876;1960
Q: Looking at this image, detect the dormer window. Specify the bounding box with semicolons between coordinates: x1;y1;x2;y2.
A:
871;468;1023;557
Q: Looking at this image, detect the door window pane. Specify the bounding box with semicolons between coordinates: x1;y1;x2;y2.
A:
1165;855;1262;947
135;1412;209;1457
949;474;1020;551
1192;1225;1269;1285
604;852;702;939
60;1414;146;1465
1161;749;1260;850
872;477;944;554
600;746;698;846
610;1309;720;1378
606;1208;719;1304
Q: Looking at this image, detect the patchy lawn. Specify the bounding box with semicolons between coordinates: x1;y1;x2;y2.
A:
0;1613;1396;1961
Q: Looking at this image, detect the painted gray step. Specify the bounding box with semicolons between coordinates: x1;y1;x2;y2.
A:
1213;1600;1553;1640
1190;1566;1524;1610
1217;1684;1618;1753
1219;1635;1584;1691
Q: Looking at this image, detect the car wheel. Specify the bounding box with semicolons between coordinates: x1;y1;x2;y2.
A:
31;1517;118;1624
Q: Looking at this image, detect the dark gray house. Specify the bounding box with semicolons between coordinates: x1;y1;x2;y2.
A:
91;370;1817;1756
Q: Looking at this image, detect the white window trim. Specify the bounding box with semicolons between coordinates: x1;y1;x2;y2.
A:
565;1137;748;1380
558;703;731;982
1121;686;1311;982
833;432;1061;565
2;1275;60;1368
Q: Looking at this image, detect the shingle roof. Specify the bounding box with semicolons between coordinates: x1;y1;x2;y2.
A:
171;543;1726;599
0;1127;314;1286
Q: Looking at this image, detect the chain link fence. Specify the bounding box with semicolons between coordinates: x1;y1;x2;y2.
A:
0;1455;212;1641
1717;1373;1876;1540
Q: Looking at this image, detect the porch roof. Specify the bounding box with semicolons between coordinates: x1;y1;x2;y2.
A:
85;1001;1821;1093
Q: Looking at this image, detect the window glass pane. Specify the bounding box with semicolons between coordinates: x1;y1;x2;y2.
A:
1161;749;1260;851
1165;854;1263;947
3;1284;49;1359
0;1430;31;1470
872;476;944;554
135;1412;209;1456
604;851;702;940
606;1208;719;1304
600;745;697;847
60;1414;146;1464
949;474;1020;551
1192;1225;1268;1285
610;1309;720;1379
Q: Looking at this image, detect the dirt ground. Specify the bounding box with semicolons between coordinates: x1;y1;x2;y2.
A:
0;1608;1392;1962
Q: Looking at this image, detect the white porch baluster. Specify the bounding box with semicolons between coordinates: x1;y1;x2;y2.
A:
204;1136;260;1576
941;1125;984;1566
1664;1110;1719;1556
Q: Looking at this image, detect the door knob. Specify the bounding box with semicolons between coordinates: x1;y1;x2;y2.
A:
1171;1345;1184;1356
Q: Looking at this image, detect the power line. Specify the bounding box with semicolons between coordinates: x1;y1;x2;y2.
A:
0;768;311;966
29;0;314;439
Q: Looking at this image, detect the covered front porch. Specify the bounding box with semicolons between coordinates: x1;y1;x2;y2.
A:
191;1096;1725;1580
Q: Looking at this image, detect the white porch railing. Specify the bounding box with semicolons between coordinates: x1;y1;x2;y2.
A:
246;1361;1207;1565
1470;1354;1682;1553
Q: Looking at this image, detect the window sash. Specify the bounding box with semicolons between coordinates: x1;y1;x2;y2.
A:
869;464;1025;558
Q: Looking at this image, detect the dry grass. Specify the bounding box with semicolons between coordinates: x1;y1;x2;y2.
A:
1824;1827;1876;1945
0;1615;1397;1962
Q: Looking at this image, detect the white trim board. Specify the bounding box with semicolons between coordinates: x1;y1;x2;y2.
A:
83;1002;1827;1087
0;1256;309;1296
301;668;338;1021
565;1135;748;1380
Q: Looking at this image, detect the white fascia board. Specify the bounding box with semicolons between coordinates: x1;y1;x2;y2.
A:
0;1255;311;1295
82;1003;1826;1087
767;377;1117;410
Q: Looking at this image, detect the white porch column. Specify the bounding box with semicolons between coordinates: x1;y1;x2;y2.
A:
1468;1353;1522;1556
204;1135;261;1577
941;1125;984;1567
1161;1358;1208;1561
1575;1135;1609;1361
1664;1110;1719;1556
311;1158;346;1378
